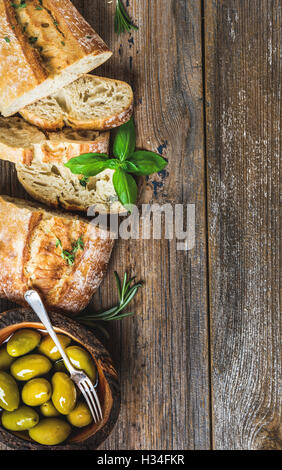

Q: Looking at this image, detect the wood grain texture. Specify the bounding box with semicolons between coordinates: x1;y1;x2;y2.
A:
204;0;281;450
0;0;211;450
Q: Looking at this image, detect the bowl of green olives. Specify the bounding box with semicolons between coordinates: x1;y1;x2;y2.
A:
0;308;120;450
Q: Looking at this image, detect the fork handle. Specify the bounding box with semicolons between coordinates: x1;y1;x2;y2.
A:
24;290;75;374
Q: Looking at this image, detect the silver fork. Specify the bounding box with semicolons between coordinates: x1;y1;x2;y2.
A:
24;289;103;423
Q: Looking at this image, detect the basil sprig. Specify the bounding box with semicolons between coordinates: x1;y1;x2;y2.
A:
65;119;168;210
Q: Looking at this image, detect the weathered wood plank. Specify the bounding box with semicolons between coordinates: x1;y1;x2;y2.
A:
204;0;281;450
75;0;211;450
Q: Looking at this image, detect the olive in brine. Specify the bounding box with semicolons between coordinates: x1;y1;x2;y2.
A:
7;329;41;357
66;346;96;382
67;401;93;428
0;371;20;411
38;334;71;361
40;400;60;418
53;358;68;374
29;418;71;446
11;354;52;381
51;372;77;415
22;378;52;406
0;346;15;370
1;405;39;431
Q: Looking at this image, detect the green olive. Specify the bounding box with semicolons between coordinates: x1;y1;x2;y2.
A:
38;334;71;361
0;371;20;411
51;372;77;415
10;354;52;381
29;418;71;446
7;329;41;357
66;346;96;382
1;405;39;431
53;358;68;374
67;401;93;428
22;378;52;406
0;346;15;370
40;400;60;417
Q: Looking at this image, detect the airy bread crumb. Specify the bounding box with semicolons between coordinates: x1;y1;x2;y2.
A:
20;75;133;131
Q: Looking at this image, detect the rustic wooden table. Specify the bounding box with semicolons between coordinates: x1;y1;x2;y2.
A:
0;0;280;450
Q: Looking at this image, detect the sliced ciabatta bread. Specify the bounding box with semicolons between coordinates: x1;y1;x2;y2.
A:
0;0;112;116
0;116;45;164
0;195;114;313
20;75;134;131
16;161;125;214
0;116;125;213
0;116;108;164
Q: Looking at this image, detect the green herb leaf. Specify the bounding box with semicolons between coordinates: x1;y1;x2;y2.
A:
113;168;137;210
79;176;89;187
115;0;138;34
64;153;110;176
11;1;27;8
72;236;84;255
127;150;168;175
113;118;136;161
56;238;62;248
62;251;75;266
4;37;10;43
106;159;120;170
56;236;84;266
76;272;143;337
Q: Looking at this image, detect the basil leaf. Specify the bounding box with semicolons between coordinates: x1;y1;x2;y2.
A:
65;153;110;176
127;151;168;175
120;160;139;173
107;159;120;170
113;118;136;161
113;168;137;210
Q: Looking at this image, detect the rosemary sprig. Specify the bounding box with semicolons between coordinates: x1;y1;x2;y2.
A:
56;236;84;266
114;0;138;34
77;272;143;336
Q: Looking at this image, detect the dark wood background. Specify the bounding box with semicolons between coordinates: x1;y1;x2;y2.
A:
0;0;280;450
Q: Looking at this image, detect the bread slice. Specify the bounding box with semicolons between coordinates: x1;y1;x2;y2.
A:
0;195;114;313
0;116;125;213
0;116;108;164
16;160;125;214
20;74;134;131
0;0;112;116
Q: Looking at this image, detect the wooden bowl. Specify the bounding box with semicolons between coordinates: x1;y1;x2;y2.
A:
0;308;120;450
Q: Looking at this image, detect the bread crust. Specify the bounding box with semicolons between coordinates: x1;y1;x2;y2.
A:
0;1;48;115
0;196;114;314
0;0;112;116
66;102;134;131
44;0;109;55
20;110;65;131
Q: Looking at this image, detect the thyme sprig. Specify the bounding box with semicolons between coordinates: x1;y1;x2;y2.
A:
77;272;143;336
114;0;138;34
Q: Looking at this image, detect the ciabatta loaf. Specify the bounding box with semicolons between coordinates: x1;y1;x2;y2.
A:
0;195;114;313
0;0;112;116
20;75;134;131
0;116;125;213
